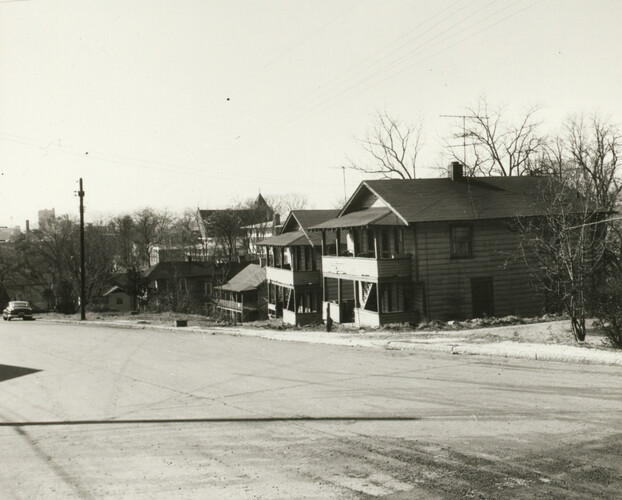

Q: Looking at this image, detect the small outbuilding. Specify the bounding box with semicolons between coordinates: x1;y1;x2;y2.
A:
101;285;134;312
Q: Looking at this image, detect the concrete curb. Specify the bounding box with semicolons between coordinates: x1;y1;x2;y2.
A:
36;318;622;367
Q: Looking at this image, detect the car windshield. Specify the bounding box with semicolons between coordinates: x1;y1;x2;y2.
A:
9;301;30;308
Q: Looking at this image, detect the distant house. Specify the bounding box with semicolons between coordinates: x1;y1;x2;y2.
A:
309;162;567;326
144;260;219;310
215;263;266;322
196;194;276;262
149;244;206;266
101;285;133;312
257;209;339;325
242;213;283;257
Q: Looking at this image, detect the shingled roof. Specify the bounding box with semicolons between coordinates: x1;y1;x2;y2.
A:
258;209;339;246
311;175;579;230
256;230;309;247
289;209;340;230
217;263;266;292
366;176;562;222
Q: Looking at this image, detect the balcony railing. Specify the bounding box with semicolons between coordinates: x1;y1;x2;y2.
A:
266;266;321;286
216;299;258;312
321;255;411;280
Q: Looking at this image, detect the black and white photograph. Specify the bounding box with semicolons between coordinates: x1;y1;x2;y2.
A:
1;1;621;498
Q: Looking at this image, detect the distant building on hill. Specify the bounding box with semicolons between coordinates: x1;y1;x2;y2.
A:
38;208;55;229
0;226;20;243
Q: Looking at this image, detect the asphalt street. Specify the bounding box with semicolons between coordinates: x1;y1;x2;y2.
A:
0;320;620;499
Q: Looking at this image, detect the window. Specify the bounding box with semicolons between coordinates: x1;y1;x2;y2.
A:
295;246;302;271
393;228;403;255
450;224;473;258
304;246;312;271
381;230;390;258
366;229;375;257
116;297;123;305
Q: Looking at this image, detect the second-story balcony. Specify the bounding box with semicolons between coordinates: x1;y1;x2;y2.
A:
321;255;411;281
266;266;322;287
216;298;259;312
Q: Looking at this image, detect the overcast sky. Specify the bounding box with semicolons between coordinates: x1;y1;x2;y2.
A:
2;0;621;228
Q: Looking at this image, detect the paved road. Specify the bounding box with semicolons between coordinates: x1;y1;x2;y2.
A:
0;320;620;499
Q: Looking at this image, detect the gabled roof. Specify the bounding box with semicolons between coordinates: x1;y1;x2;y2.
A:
313;176;578;228
217;263;266;292
266;209;340;246
288;209;340;231
102;285;127;297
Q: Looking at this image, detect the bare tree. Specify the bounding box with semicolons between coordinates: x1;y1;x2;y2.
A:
265;193;309;215
205;209;244;263
133;208;173;268
538;114;622;268
566;113;621;212
447;98;547;176
8;216;117;312
349;109;423;179
110;214;136;270
514;177;606;342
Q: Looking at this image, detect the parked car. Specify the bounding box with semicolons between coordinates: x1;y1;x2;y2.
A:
3;301;34;321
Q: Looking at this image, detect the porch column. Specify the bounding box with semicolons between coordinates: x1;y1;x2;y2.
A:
376;281;381;317
321;230;326;256
337;278;342;322
335;229;340;256
322;277;326;303
354;280;359;327
293;288;296;315
373;228;379;259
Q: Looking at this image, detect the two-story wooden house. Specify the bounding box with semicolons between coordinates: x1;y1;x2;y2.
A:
310;162;556;327
257;210;339;325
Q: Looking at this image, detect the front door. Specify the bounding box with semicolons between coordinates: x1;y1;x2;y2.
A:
471;277;494;318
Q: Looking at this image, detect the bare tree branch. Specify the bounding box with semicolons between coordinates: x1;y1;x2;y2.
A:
349;110;423;179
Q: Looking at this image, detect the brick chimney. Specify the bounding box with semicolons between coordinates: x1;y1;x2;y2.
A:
448;161;463;180
25;220;30;233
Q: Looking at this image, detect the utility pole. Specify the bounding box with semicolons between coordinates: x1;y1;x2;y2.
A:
78;178;86;320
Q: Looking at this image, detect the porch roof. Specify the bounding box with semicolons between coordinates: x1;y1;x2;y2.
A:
256;230;309;247
309;207;406;230
217;263;266;293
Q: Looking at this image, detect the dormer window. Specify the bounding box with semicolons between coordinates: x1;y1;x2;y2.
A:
450;224;473;258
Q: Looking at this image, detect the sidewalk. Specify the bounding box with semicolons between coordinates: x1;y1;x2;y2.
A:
37;316;622;367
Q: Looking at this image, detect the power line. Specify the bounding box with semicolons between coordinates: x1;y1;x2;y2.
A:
248;0;481;141
253;0;540;142
0;131;334;188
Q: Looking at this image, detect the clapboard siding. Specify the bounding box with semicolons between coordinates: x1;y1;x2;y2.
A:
416;220;542;320
324;277;355;301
